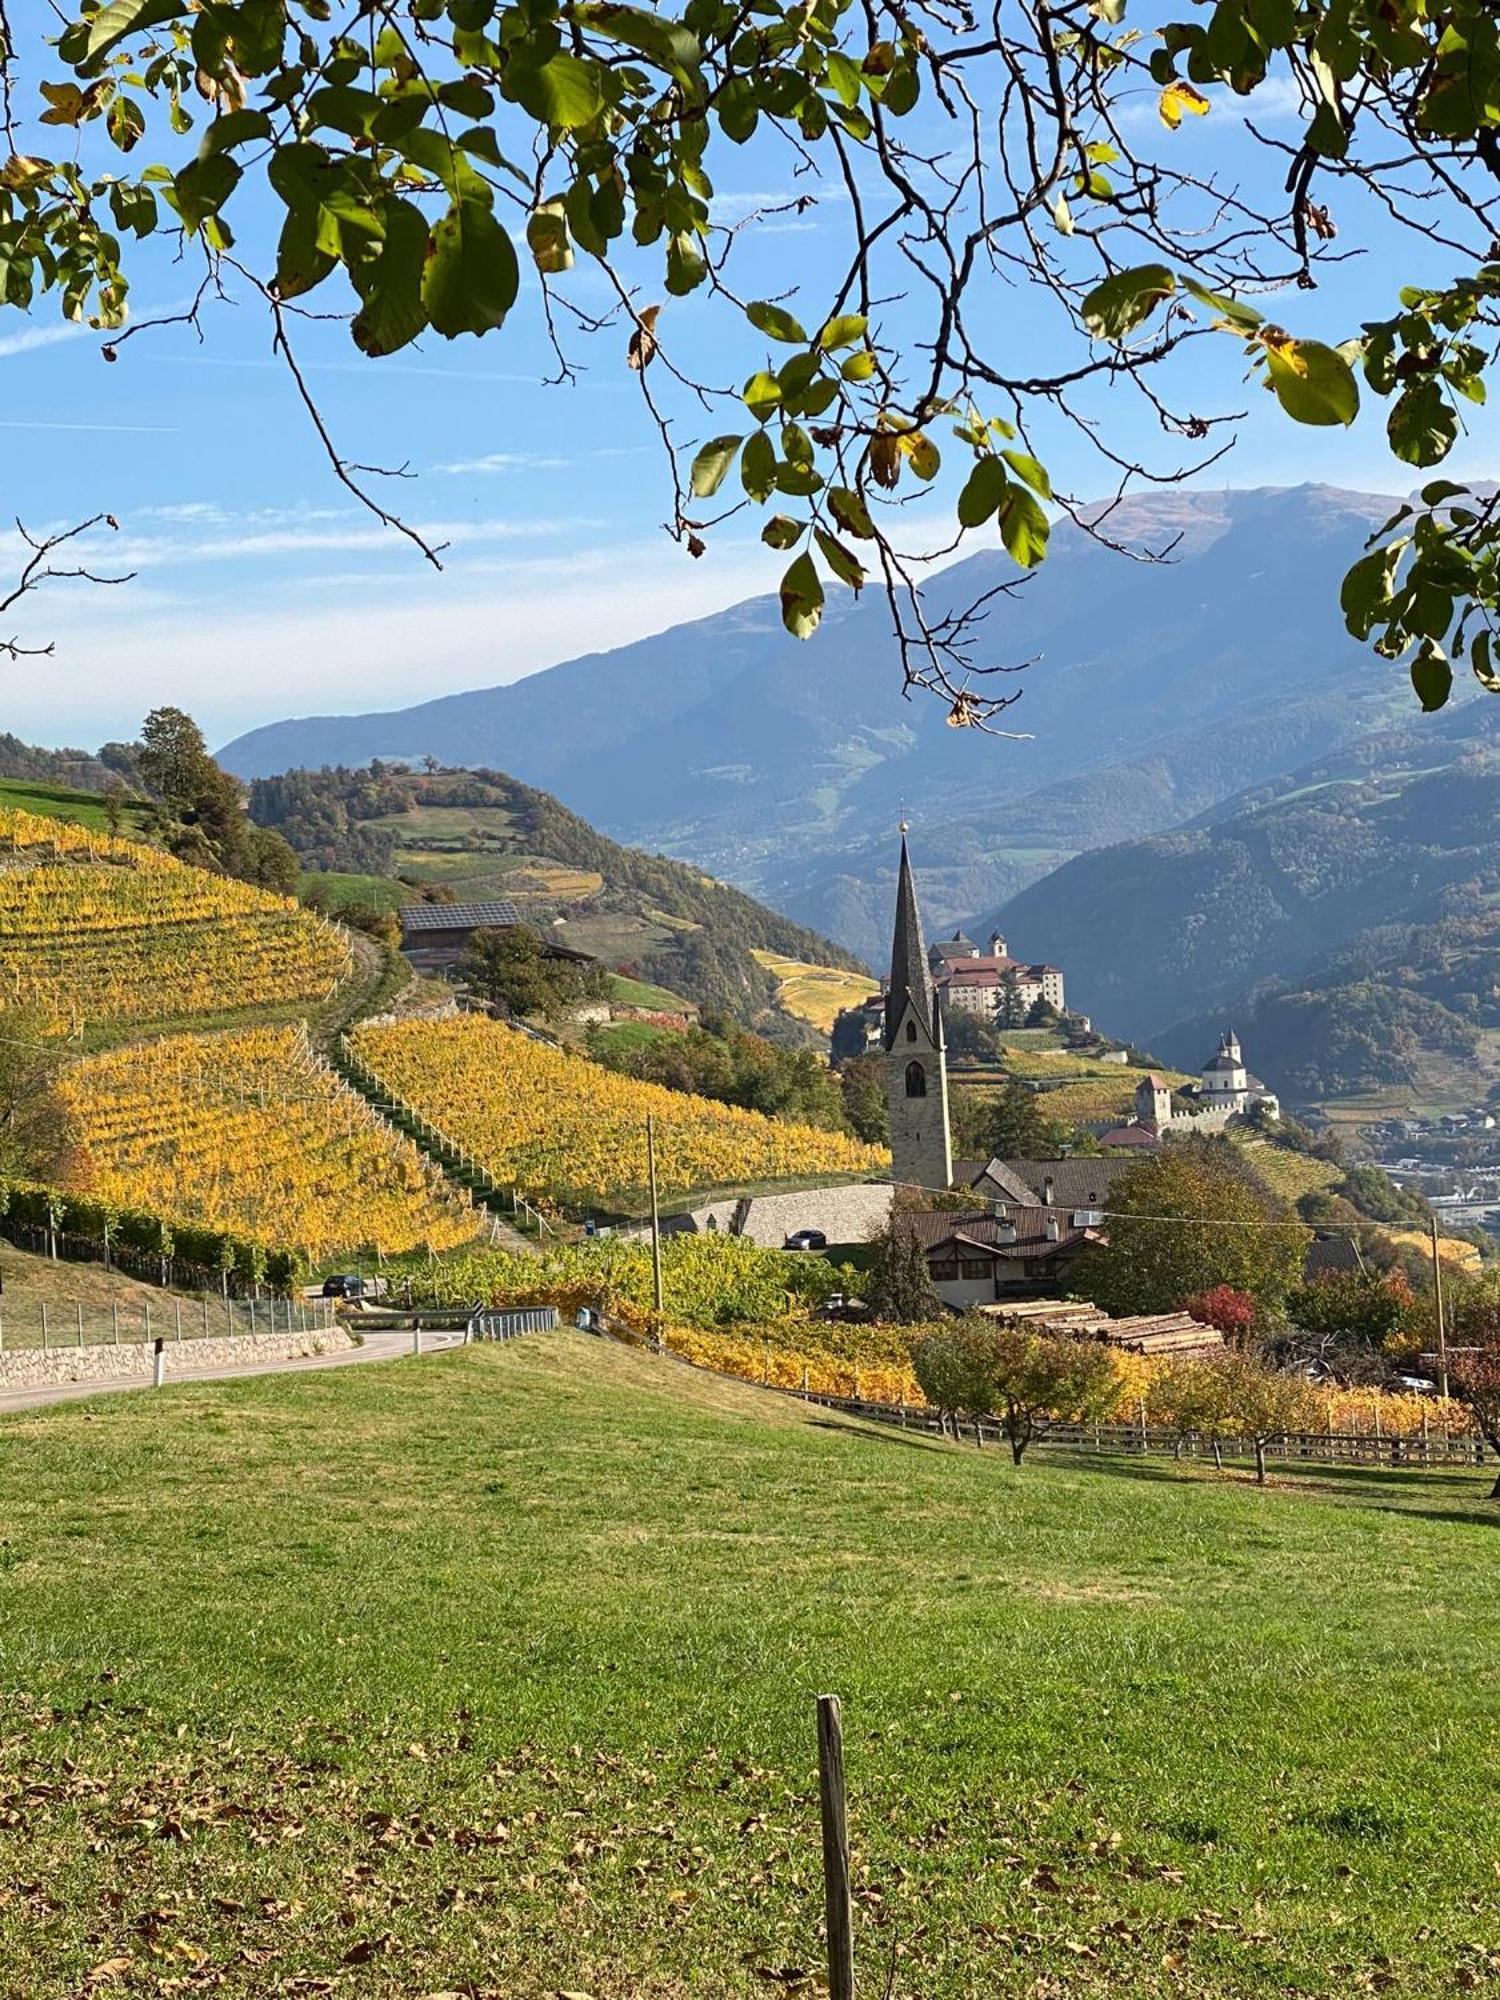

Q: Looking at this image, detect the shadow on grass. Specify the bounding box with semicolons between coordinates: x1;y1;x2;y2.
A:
809;1416;952;1455
1032;1445;1500;1522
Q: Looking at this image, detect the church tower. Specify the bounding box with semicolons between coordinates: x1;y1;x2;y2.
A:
884;832;953;1193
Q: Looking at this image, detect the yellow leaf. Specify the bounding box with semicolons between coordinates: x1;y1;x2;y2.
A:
1158;80;1210;130
39;81;87;126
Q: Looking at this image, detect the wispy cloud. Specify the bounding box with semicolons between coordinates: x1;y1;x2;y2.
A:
0;322;90;363
0;416;179;434
431;451;571;476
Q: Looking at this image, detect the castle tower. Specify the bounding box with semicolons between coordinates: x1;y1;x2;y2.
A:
884;833;953;1193
1199;1028;1249;1113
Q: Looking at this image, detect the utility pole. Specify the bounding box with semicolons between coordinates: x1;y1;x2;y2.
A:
1430;1212;1450;1401
646;1114;664;1346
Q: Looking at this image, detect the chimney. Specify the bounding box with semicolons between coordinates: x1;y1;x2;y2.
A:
1042;1174;1055;1208
996;1216;1018;1245
1045;1214;1061;1242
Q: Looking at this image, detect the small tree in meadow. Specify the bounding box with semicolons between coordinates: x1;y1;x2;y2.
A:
917;1319;1119;1464
1442;1275;1500;1497
1187;1350;1317;1484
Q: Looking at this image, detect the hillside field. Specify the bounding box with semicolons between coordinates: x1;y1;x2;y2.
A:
751;949;875;1033
1;1334;1497;1997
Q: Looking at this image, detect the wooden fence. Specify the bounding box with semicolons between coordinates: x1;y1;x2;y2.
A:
787;1390;1487;1470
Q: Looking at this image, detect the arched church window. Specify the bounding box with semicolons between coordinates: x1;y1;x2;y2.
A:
905;1060;926;1098
905;1020;917;1044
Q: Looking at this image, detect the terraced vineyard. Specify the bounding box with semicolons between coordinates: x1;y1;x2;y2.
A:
0;806;350;1033
349;1013;887;1211
58;1026;480;1261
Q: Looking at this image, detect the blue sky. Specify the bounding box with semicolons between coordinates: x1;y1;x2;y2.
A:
4;29;1496;754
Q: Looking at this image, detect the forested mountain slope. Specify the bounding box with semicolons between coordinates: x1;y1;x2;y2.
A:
981;704;1500;1107
250;763;866;1024
220;486;1412;961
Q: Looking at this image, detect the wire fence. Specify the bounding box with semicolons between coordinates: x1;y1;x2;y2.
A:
0;1294;337;1354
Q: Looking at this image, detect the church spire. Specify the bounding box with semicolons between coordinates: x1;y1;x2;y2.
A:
884;830;936;1051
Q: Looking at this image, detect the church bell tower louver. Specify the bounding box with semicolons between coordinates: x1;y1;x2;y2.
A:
883;831;953;1194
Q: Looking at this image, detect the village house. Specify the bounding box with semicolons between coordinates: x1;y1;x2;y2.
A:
927;930;1067;1017
398;900;597;976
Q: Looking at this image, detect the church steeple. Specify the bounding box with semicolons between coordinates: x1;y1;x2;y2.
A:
882;830;953;1192
883;832;938;1051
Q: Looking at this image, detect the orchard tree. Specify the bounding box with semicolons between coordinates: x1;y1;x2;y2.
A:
10;0;1500;710
916;1317;1118;1462
1169;1348;1315;1483
1080;1139;1305;1319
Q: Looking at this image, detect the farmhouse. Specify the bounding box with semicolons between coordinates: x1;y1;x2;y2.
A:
928;929;1067;1018
398;900;596;975
903;1205;1102;1308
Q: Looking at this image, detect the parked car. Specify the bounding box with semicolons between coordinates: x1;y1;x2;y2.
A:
783;1229;828;1251
321;1273;387;1300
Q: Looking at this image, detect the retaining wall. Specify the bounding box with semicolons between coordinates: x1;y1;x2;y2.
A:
0;1325;358;1392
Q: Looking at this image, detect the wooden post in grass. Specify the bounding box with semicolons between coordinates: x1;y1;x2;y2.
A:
76;1303;84;1347
40;1302;48;1353
817;1695;855;2000
1430;1214;1450;1402
646;1115;664;1349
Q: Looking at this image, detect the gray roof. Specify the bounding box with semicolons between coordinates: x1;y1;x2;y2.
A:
401;900;524;934
969;1156;1136;1210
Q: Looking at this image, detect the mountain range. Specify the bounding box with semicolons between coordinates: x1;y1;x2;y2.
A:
219;484;1418;966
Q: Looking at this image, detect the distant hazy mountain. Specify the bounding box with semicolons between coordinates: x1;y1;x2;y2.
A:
979;701;1500;1106
220;485;1414;961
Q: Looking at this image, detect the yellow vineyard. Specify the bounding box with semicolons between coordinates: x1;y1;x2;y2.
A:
348;1013;888;1210
0;806;350;1031
751;951;875;1034
58;1026;479;1260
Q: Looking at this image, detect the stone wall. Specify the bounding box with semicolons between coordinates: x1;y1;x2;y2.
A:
0;1324;358;1392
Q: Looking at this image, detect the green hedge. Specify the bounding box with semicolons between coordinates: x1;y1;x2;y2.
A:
0;1180;301;1292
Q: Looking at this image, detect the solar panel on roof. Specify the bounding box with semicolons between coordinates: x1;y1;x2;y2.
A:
400;900;524;933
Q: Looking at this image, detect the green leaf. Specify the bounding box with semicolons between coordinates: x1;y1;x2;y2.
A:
1080;263;1176;339
87;0;182;60
1388;380;1458;466
827;486;875;539
743;370;782;421
689;435;741;499
779;551;824;638
170;152;240;230
505;53;605;129
761;514;803;550
906;433;940;481
1340;546;1398;639
817;313;867;351
107;95;146;152
666;231;706;296
1000;448;1052;500
814;527;866;591
350;197;428;357
956;455;1006;528
422;199;519;338
574;2;704;90
1473;630;1500;691
1410;639;1453;712
998;485;1050;568
741;428;776;501
1264;339;1359;426
840;349;876;382
748;300;807;344
1182;276;1263;331
526;201;573;275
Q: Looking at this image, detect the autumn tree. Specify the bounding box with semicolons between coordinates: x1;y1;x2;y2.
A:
11;1;1500;715
1160;1349;1316;1484
0;1005;82;1186
1080;1140;1305;1321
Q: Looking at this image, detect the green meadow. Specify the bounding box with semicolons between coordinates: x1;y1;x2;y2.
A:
0;1332;1495;1997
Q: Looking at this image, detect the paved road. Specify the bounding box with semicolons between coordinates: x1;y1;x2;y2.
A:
0;1326;467;1418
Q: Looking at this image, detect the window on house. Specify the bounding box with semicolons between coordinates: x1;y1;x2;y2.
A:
905;1060;926;1097
930;1257;960;1281
905;1020;917;1043
959;1258;991;1280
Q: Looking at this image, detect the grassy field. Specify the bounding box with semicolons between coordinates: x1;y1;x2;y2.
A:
0;776;153;836
751;950;874;1033
1;1335;1497;1997
604;971;695;1014
299;869;412;913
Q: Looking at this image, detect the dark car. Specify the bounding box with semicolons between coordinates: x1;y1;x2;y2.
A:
783;1228;828;1251
321;1273;365;1299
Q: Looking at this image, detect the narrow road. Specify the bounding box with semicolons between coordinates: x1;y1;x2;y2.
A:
0;1326;468;1418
